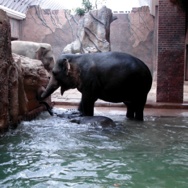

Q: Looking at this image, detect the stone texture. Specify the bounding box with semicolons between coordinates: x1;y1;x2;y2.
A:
21;7;74;59
21;6;154;71
12;53;50;118
0;9;50;132
110;7;154;71
0;9;13;131
63;6;117;54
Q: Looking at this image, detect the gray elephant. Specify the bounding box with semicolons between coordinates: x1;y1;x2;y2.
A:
70;116;116;127
38;52;152;121
11;41;55;73
39;101;115;127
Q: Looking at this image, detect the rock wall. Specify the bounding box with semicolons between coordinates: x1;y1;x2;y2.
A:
110;7;154;71
20;7;71;60
0;10;12;131
63;6;117;54
0;10;50;132
13;53;50;117
20;6;154;72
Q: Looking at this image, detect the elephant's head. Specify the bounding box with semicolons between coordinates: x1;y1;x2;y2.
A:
36;47;55;73
38;57;80;100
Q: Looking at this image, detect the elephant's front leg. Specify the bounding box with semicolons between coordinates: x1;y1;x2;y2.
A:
124;102;135;119
78;94;96;116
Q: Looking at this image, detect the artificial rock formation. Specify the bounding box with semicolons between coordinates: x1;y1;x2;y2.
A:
0;9;50;132
0;9;12;131
63;6;117;54
12;53;50;117
0;52;50;132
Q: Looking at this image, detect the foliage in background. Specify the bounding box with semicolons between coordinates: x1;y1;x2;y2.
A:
75;0;93;16
75;7;85;16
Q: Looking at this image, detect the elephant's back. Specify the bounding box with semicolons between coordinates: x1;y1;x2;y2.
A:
78;52;152;95
78;52;150;74
90;52;152;80
60;52;152;90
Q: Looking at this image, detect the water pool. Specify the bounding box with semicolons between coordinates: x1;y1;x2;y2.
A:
0;108;188;188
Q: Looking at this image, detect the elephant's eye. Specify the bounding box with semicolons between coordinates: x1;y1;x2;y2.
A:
48;57;53;61
52;70;57;77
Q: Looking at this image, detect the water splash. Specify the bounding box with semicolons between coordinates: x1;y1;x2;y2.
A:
0;108;188;187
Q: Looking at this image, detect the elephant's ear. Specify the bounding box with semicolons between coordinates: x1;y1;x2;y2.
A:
66;59;71;75
35;47;48;60
61;58;71;75
57;58;71;75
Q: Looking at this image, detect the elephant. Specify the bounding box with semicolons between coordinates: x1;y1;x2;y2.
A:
38;52;152;121
70;116;116;127
40;101;115;127
11;41;55;73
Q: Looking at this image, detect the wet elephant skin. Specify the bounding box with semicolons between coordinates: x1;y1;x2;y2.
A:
38;52;152;121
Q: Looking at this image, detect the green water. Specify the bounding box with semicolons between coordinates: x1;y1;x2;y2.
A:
0;108;188;188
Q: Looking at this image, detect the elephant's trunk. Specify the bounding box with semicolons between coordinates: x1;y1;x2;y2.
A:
40;76;59;100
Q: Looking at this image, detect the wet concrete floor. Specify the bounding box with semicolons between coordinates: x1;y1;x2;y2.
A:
52;81;188;117
54;104;188;118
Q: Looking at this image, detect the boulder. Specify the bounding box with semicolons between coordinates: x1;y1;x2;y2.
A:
12;53;50;121
63;6;117;54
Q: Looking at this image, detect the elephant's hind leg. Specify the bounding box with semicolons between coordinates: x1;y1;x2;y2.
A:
134;97;147;121
124;101;145;121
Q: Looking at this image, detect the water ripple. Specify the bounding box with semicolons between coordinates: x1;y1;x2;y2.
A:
1;109;188;187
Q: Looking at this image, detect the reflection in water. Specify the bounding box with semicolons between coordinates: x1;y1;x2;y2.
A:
0;108;188;188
